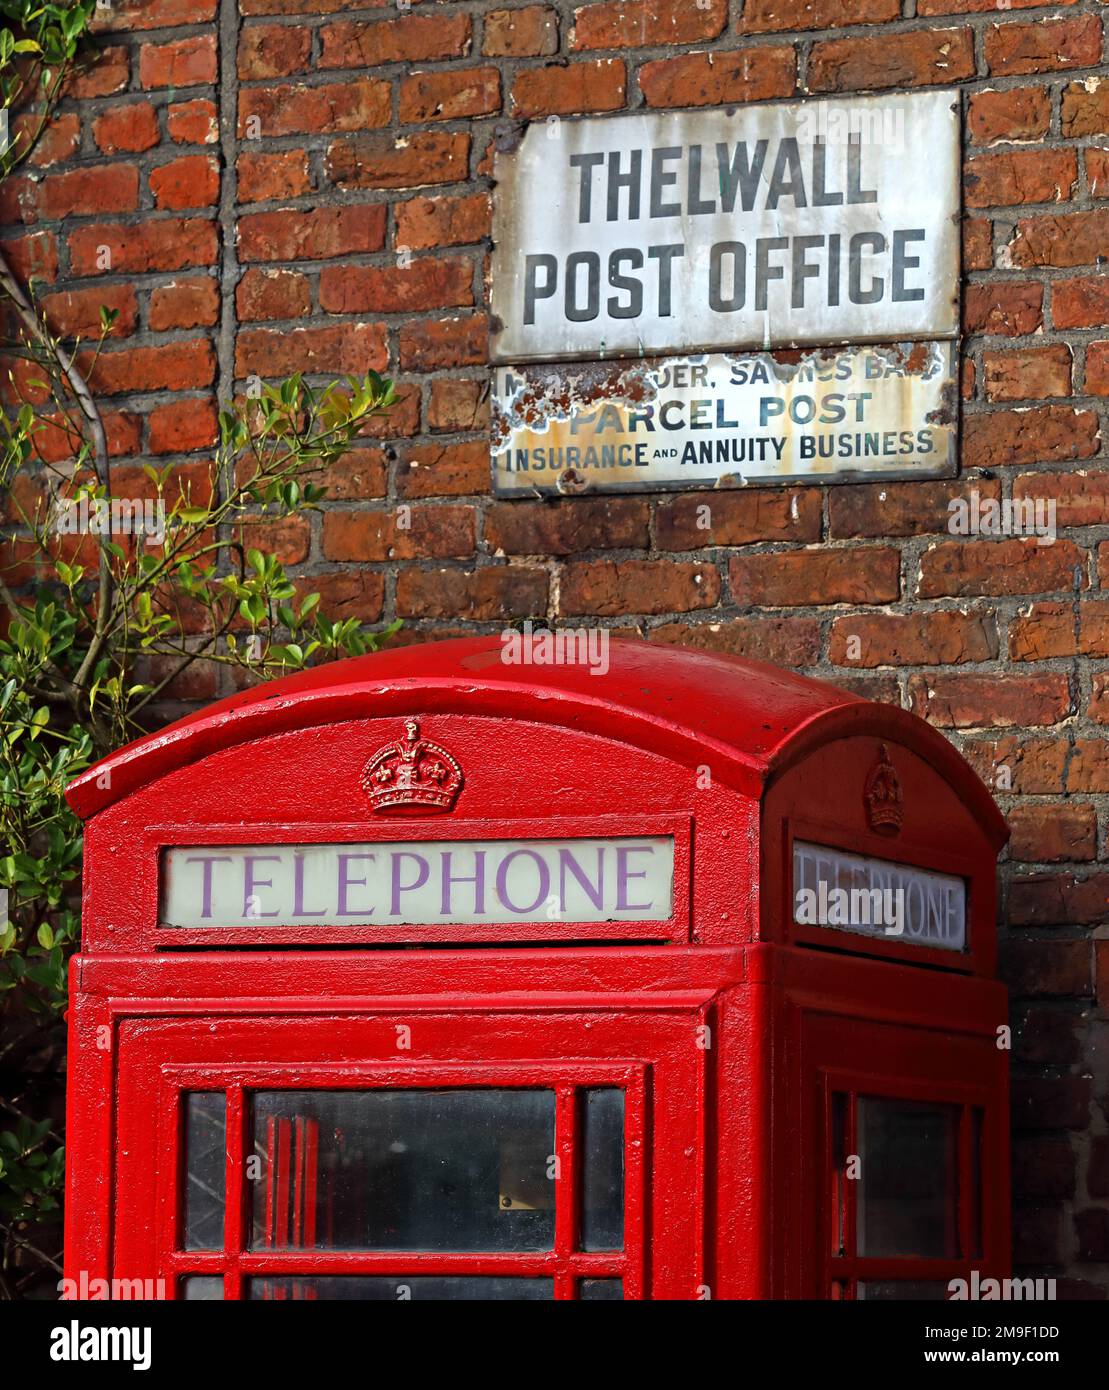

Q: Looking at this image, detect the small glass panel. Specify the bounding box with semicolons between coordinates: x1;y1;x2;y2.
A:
857;1097;959;1259
580;1278;623;1300
581;1088;624;1252
248;1277;553;1301
250;1089;555;1252
857;1281;952;1301
183;1092;226;1251
180;1276;224;1301
830;1092;847;1257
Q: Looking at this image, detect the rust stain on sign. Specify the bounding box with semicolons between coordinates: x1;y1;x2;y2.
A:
492;342;957;497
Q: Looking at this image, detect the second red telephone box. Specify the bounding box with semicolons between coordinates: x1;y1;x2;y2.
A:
64;635;1010;1299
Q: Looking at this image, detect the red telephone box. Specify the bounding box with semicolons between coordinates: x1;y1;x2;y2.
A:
64;635;1010;1301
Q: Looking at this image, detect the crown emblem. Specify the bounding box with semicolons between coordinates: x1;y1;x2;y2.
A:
864;743;903;836
362;719;463;814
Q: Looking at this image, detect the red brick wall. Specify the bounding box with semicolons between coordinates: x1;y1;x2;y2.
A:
7;0;1109;1292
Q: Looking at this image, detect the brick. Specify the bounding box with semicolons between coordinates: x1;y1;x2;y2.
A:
68;218;217;276
238;514;310;565
11;113;81;168
639;46;795;108
963;281;1043;336
1013;1138;1076;1201
909;672;1072;728
320;15;472;67
295;571;384;623
92;104;160;155
41;284;138;339
571;0;726;51
1068;739;1109;792
741;0;898;31
238;205;386;262
1088;148;1109;198
967;86;1051;144
511;59;627;118
1009;600;1109;661
1090;1137;1109;1198
1008;210;1109;267
359;384;421;439
1090;672;1109;723
237;23;311;78
560;560;720;615
2;230;58;284
924;0;1080;10
398;441;490;498
80;339;216;396
399;68;500;123
1014;1004;1083;1066
326;132;470;189
150;155;220;211
1076;1209;1109;1263
1011;873;1109;926
486;498;648;554
965;149;1077;208
985;15;1102;77
656;489;821;549
148;398;218;455
428;378;490;433
828;610;998;667
237;150;314;203
983;346;1072;402
729;547;899;606
918;538;1086;598
167;99;219;145
1084;341;1109;399
398;314;487;371
235;267;311;321
963;407;1100;470
807;28;974;92
1018;471;1109;528
483;7;558;57
314;448;388;501
1062;78;1109;137
239;79;389;137
236;323;387;378
64;46;129;99
963;219;993;272
1006;949;1092;1004
91;0;216;30
394;194;490;251
29;410;140;465
140;35;217;88
1053;275;1109;330
396;567;548;621
1009;804;1097;863
647;616;822;667
319;257;473;314
241;0;360;11
961;736;1068;795
323;506;474;563
6;164;139;223
149;276;220;330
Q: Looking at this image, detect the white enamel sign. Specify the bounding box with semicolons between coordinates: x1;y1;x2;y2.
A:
492;342;956;494
792;841;966;951
163;837;675;928
491;91;960;364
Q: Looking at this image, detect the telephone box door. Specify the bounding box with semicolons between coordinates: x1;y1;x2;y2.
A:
110;1003;711;1301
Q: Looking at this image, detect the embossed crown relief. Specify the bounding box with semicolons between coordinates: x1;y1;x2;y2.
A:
361;719;463;814
864;743;903;837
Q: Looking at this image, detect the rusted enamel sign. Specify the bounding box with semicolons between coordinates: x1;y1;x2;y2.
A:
490;90;960;364
492;342;956;495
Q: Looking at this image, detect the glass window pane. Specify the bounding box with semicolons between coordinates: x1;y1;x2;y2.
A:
857;1096;959;1258
581;1088;624;1252
857;1281;951;1301
580;1278;623;1300
184;1092;226;1251
250;1089;555;1252
248;1276;553;1301
180;1276;224;1300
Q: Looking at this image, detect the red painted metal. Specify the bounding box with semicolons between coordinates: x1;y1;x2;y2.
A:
64;635;1010;1301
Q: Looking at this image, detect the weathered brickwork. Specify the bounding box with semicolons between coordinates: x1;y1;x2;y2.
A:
4;0;1109;1290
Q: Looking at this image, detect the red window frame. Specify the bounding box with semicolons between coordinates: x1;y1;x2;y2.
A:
160;1062;649;1301
820;1069;990;1300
